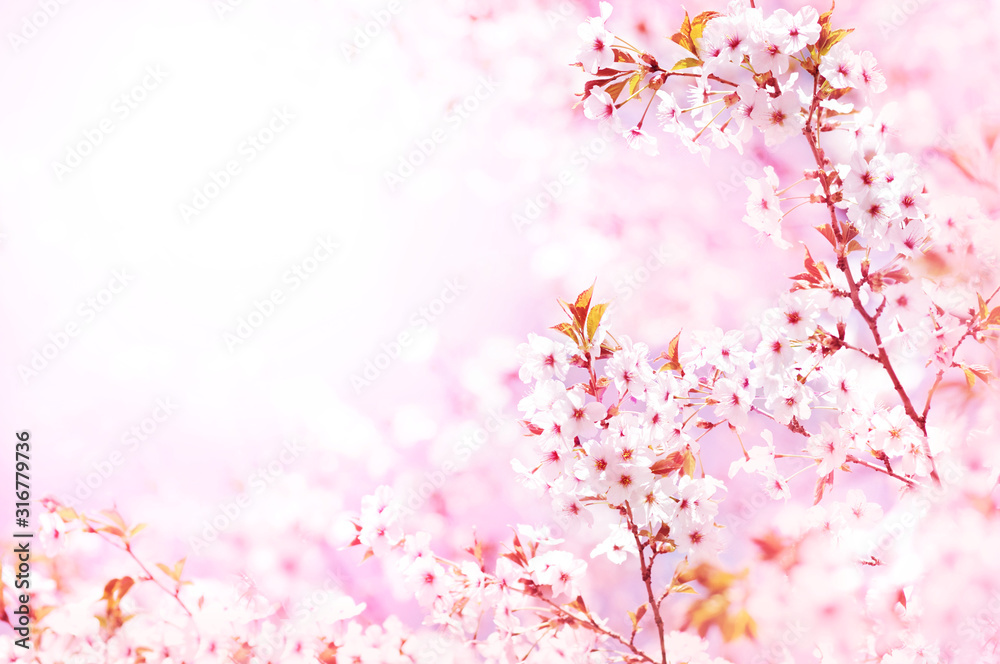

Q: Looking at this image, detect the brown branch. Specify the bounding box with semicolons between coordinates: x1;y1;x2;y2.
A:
532;594;656;663
626;504;666;664
801;81;940;484
845;455;919;488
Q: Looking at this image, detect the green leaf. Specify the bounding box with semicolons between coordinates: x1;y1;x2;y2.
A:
627;72;644;97
586;302;609;342
671;57;703;71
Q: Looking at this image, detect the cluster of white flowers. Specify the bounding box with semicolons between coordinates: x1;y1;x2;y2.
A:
342;3;1000;662
575;0;938;262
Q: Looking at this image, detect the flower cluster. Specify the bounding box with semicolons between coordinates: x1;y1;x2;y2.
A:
3;500;472;664
343;3;1000;663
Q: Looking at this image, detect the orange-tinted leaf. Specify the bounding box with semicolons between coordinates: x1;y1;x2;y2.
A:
670;10;695;54
117;576;135;599
99;509;127;531
814;224;837;246
651;451;685;476
667;329;682;367
605;78;629;102
613;48;637;64
813;471;834;505
682;449;697;478
102;578;119;602
574;283;595;315
56;507;79;522
820;28;853;56
690;11;722;45
567;595;589;614
552;322;581;345
969;365;992;383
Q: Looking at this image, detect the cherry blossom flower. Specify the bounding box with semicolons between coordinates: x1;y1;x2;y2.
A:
605;337;655;396
702;16;751;64
591;523;639;564
576;2;615;74
713;377;753;430
851;50;887;97
552;494;595;529
808;422;850;475
761;471;792;501
729;429;778;478
678;520;725;563
833;489;884;530
405;556;449;606
528;550;587;598
870;405;921;458
768;7;819;54
517;333;572;383
604;463;653;506
674;476;725;530
744;165;791;247
819;42;859;89
623;125;659;156
358;485;403;557
750;89;805;146
582;88;623;132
